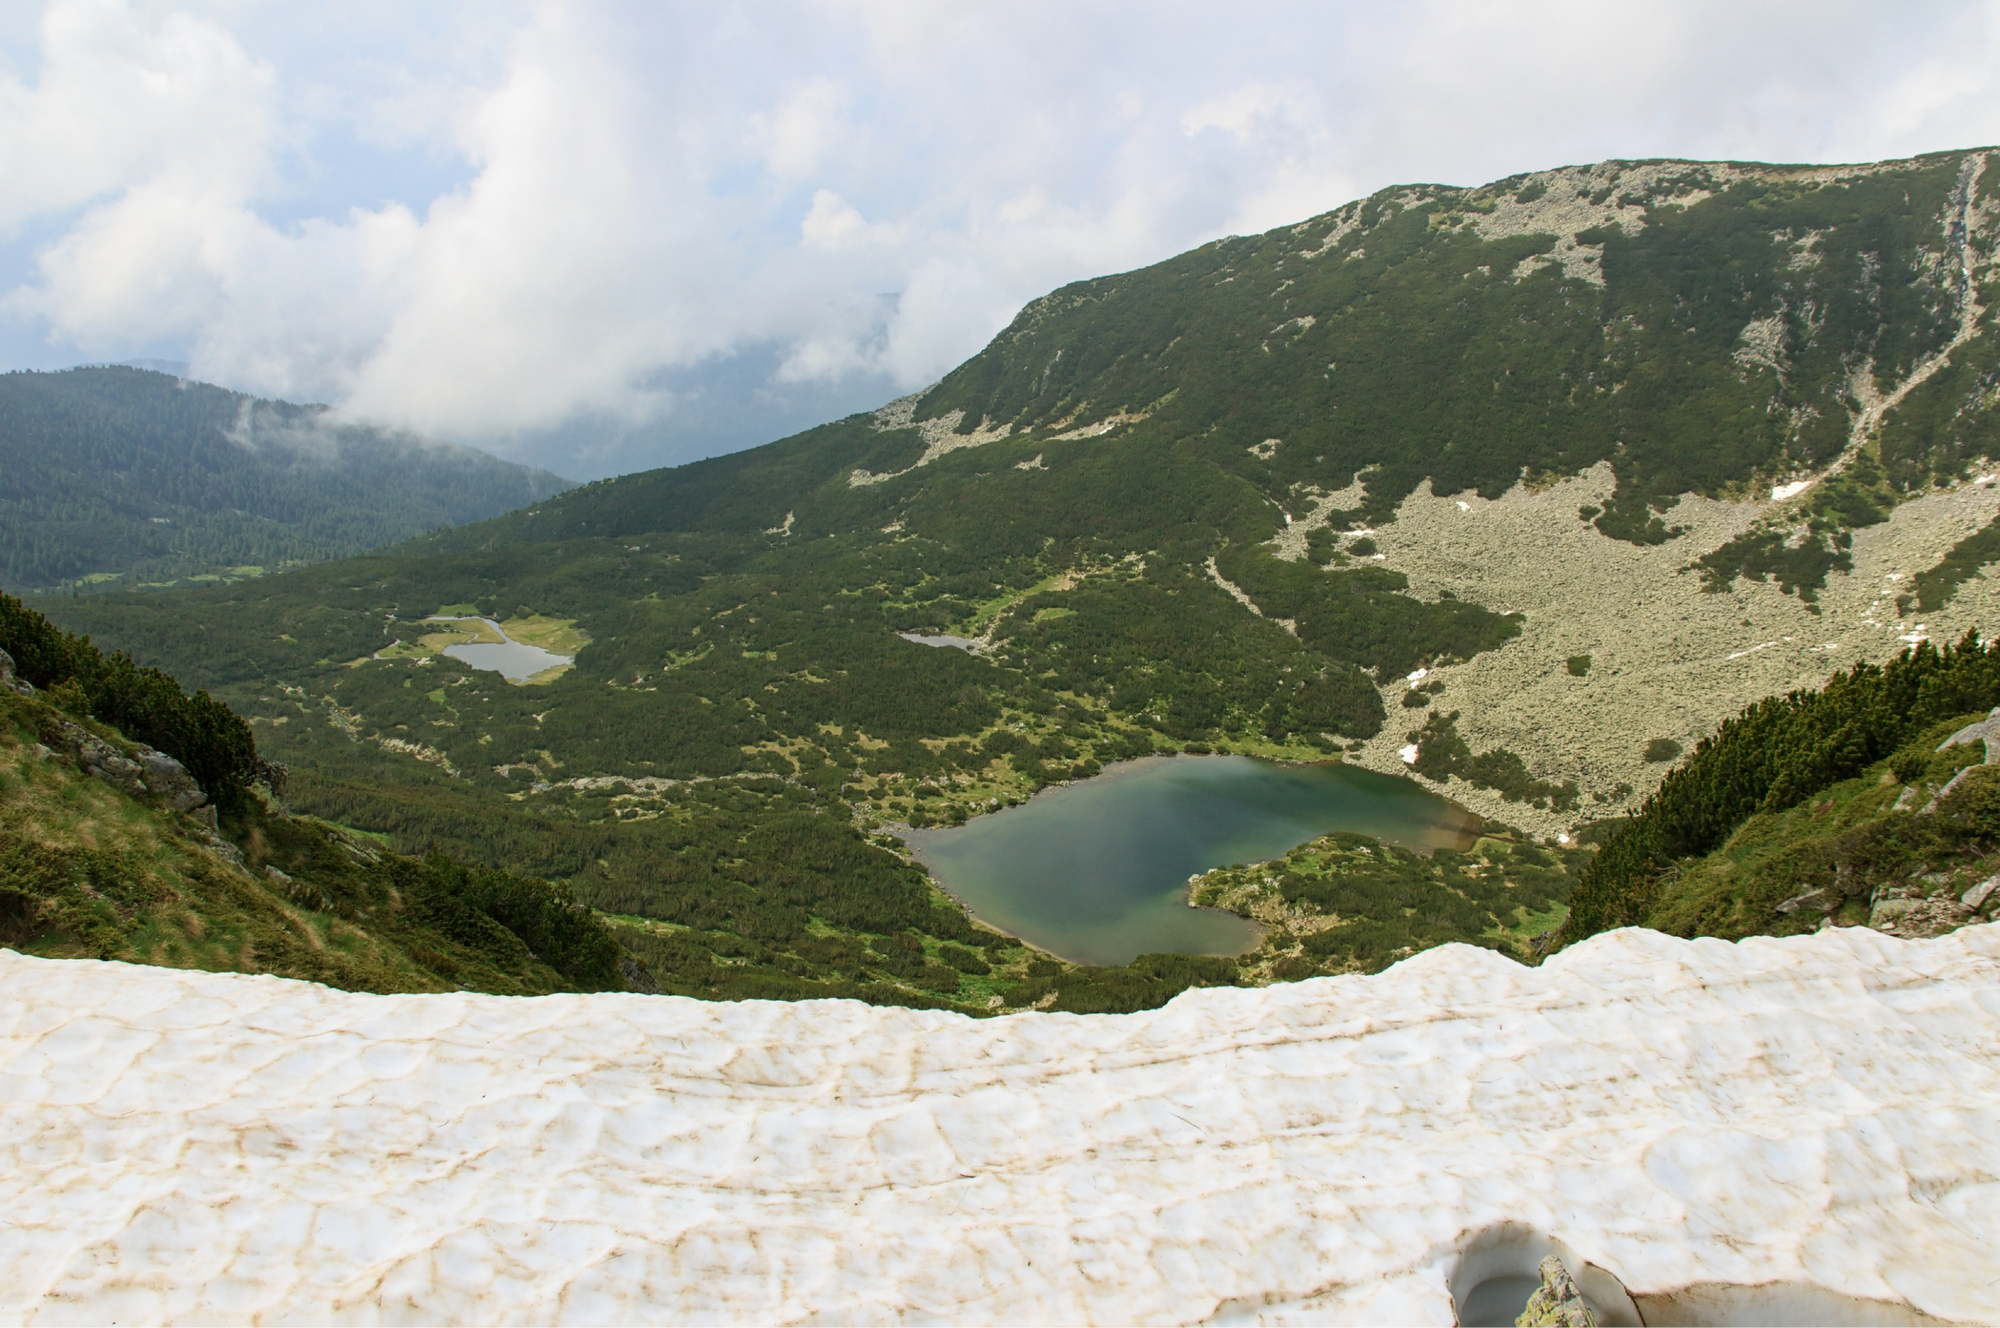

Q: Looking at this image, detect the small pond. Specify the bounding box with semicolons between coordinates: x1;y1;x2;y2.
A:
898;632;985;653
436;618;572;681
905;754;1480;967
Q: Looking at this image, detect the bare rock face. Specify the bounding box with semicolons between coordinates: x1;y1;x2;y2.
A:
1518;1255;1599;1326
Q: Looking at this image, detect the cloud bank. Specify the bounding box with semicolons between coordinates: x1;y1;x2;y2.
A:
5;0;2000;477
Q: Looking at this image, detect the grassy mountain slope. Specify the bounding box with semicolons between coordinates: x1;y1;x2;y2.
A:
919;153;1994;538
0;651;629;997
1;367;574;592
29;149;2000;1006
1559;632;2000;945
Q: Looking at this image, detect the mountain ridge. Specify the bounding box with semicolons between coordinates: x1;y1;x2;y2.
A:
0;366;575;593
29;146;2000;1000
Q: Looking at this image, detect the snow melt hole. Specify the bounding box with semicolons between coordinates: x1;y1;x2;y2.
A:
1447;1222;1949;1326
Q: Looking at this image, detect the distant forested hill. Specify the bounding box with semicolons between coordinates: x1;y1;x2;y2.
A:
0;367;573;592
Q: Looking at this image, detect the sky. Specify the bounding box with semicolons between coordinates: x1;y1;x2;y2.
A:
4;1;2000;481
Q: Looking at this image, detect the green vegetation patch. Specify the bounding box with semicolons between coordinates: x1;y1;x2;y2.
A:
1645;720;2000;941
1189;827;1588;976
1696;528;1852;601
1217;545;1521;680
2;590;262;810
0;686;624;995
1561;631;2000;947
1408;710;1580;811
1909;509;2000;613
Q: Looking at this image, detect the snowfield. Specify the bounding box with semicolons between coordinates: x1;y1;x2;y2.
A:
3;925;1997;1324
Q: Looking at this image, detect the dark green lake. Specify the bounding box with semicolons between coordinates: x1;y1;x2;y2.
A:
905;754;1481;966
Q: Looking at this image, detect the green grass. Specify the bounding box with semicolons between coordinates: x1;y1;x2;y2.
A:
1641;717;1996;941
0;687;626;996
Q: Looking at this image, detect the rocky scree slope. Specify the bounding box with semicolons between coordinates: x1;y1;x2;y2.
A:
36;148;2000;1000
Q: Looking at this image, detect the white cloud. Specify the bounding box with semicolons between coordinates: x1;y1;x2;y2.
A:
754;78;852;181
799;189;869;249
0;0;278;229
6;0;2000;477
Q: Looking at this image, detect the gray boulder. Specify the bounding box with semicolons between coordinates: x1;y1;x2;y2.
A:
0;647;32;696
134;748;207;812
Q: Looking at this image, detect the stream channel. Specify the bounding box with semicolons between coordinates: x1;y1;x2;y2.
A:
904;754;1481;966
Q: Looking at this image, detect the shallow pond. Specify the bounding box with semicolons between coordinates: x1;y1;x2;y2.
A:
436;618;572;681
897;632;984;653
905;754;1480;966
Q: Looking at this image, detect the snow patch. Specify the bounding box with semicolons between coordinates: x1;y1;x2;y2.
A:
9;929;1996;1322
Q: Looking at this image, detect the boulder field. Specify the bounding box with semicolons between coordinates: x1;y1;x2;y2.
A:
3;925;1996;1324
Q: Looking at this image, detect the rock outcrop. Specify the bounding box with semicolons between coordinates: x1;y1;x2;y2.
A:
4;647;208;813
1919;707;2000;812
0;647;27;696
1518;1255;1598;1326
2;924;1996;1324
41;715;208;813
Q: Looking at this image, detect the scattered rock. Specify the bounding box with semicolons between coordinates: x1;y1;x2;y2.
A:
201;836;248;870
60;725;150;797
1963;874;2000;911
332;834;381;867
1918;707;2000;812
135;749;206;812
1869;888;1972;938
39;716;210;812
1517;1254;1599;1326
0;648;33;697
